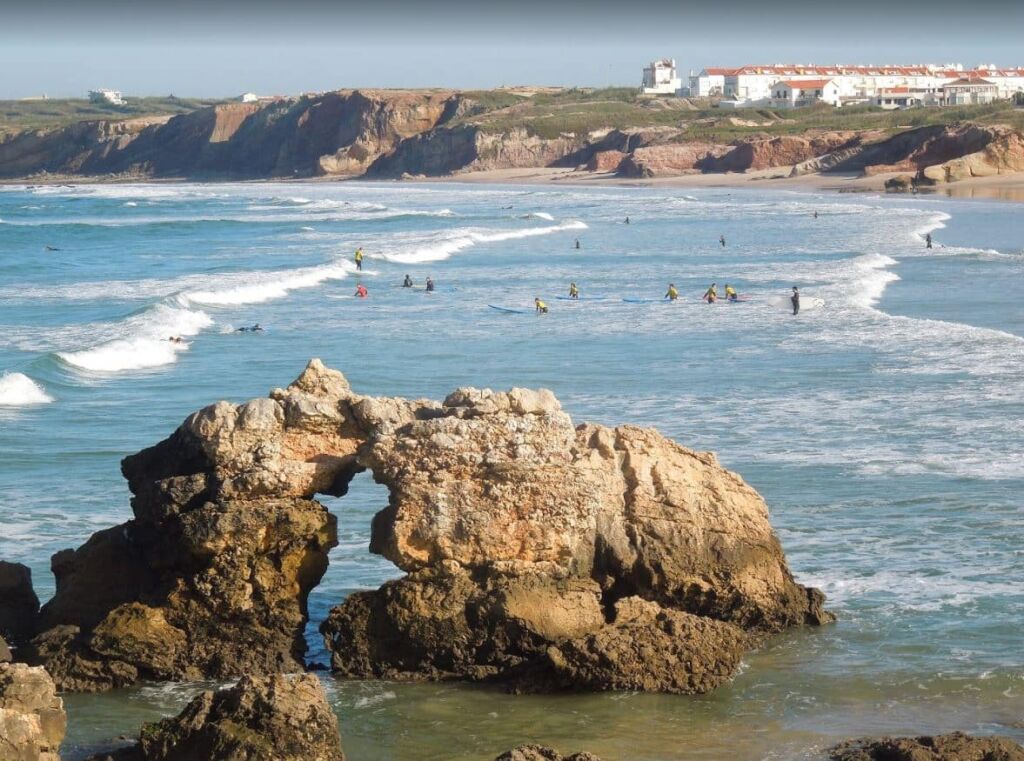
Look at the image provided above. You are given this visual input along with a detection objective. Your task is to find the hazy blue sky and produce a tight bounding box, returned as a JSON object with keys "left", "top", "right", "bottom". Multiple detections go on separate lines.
{"left": 3, "top": 0, "right": 1023, "bottom": 98}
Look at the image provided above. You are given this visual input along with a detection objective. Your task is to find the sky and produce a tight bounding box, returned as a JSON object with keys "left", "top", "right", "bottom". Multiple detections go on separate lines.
{"left": 2, "top": 0, "right": 1024, "bottom": 99}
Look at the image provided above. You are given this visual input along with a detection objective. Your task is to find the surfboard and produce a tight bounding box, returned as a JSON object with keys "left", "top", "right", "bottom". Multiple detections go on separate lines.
{"left": 488, "top": 305, "right": 529, "bottom": 314}
{"left": 555, "top": 295, "right": 605, "bottom": 301}
{"left": 622, "top": 298, "right": 661, "bottom": 304}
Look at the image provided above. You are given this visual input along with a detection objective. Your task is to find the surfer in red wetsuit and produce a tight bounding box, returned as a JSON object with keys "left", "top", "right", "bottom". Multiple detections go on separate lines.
{"left": 355, "top": 283, "right": 368, "bottom": 298}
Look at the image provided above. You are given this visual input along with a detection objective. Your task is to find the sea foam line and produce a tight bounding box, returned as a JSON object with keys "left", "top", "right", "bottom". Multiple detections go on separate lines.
{"left": 178, "top": 260, "right": 356, "bottom": 307}
{"left": 375, "top": 220, "right": 587, "bottom": 264}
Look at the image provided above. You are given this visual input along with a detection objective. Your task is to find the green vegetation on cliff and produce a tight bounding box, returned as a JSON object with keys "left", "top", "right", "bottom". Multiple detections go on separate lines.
{"left": 0, "top": 96, "right": 226, "bottom": 137}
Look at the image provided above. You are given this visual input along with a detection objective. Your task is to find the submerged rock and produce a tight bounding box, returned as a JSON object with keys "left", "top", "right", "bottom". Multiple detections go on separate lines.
{"left": 31, "top": 360, "right": 829, "bottom": 694}
{"left": 0, "top": 662, "right": 66, "bottom": 761}
{"left": 87, "top": 674, "right": 344, "bottom": 761}
{"left": 0, "top": 561, "right": 40, "bottom": 645}
{"left": 829, "top": 732, "right": 1024, "bottom": 760}
{"left": 495, "top": 746, "right": 603, "bottom": 761}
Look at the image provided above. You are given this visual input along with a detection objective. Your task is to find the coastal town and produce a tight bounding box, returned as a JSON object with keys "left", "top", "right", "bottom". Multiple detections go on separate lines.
{"left": 643, "top": 58, "right": 1024, "bottom": 108}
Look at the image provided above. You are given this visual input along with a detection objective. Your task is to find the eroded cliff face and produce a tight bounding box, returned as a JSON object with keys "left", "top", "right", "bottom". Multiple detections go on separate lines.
{"left": 23, "top": 360, "right": 829, "bottom": 695}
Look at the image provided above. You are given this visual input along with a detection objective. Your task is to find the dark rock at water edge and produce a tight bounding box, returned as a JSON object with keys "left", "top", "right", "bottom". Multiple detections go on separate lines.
{"left": 0, "top": 560, "right": 41, "bottom": 645}
{"left": 85, "top": 673, "right": 344, "bottom": 761}
{"left": 830, "top": 732, "right": 1024, "bottom": 761}
{"left": 495, "top": 745, "right": 604, "bottom": 761}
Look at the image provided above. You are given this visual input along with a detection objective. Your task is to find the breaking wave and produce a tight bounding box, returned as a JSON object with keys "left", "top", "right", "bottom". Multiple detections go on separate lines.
{"left": 179, "top": 261, "right": 355, "bottom": 306}
{"left": 0, "top": 372, "right": 54, "bottom": 406}
{"left": 376, "top": 220, "right": 588, "bottom": 264}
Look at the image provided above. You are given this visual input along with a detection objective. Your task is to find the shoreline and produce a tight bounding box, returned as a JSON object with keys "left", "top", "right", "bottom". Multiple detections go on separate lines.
{"left": 4, "top": 167, "right": 1024, "bottom": 203}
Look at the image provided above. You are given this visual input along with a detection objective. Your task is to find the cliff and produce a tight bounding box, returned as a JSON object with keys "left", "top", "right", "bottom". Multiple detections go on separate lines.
{"left": 2, "top": 89, "right": 1021, "bottom": 183}
{"left": 22, "top": 360, "right": 828, "bottom": 696}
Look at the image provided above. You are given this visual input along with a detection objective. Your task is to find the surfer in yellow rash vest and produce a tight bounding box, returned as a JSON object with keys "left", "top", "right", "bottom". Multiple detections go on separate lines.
{"left": 703, "top": 283, "right": 718, "bottom": 303}
{"left": 665, "top": 284, "right": 678, "bottom": 301}
{"left": 354, "top": 247, "right": 364, "bottom": 271}
{"left": 725, "top": 284, "right": 737, "bottom": 302}
{"left": 535, "top": 297, "right": 548, "bottom": 314}
{"left": 569, "top": 282, "right": 579, "bottom": 300}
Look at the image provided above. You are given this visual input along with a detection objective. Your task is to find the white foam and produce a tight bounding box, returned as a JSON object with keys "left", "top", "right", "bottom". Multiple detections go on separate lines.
{"left": 0, "top": 373, "right": 54, "bottom": 406}
{"left": 377, "top": 221, "right": 588, "bottom": 264}
{"left": 180, "top": 261, "right": 354, "bottom": 307}
{"left": 57, "top": 304, "right": 212, "bottom": 373}
{"left": 526, "top": 212, "right": 555, "bottom": 221}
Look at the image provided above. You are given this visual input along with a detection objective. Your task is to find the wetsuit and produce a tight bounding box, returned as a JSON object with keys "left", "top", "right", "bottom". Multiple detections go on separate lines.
{"left": 569, "top": 285, "right": 579, "bottom": 300}
{"left": 425, "top": 279, "right": 435, "bottom": 292}
{"left": 355, "top": 249, "right": 364, "bottom": 270}
{"left": 403, "top": 276, "right": 413, "bottom": 287}
{"left": 791, "top": 291, "right": 800, "bottom": 315}
{"left": 925, "top": 234, "right": 933, "bottom": 249}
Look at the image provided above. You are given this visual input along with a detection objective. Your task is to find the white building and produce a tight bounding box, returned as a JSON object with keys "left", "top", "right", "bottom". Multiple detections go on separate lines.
{"left": 770, "top": 79, "right": 841, "bottom": 108}
{"left": 88, "top": 89, "right": 125, "bottom": 105}
{"left": 704, "top": 63, "right": 1024, "bottom": 108}
{"left": 943, "top": 77, "right": 999, "bottom": 105}
{"left": 688, "top": 68, "right": 734, "bottom": 97}
{"left": 238, "top": 92, "right": 259, "bottom": 103}
{"left": 641, "top": 59, "right": 682, "bottom": 96}
{"left": 873, "top": 88, "right": 926, "bottom": 110}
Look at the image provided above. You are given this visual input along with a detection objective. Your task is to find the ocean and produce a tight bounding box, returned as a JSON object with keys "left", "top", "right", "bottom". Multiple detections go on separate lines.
{"left": 0, "top": 181, "right": 1021, "bottom": 760}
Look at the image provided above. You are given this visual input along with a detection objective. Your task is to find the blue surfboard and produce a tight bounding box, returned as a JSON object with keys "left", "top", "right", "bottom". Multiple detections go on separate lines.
{"left": 488, "top": 304, "right": 529, "bottom": 314}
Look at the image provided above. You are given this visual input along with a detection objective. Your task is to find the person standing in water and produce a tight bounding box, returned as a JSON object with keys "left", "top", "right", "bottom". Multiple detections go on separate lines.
{"left": 719, "top": 235, "right": 726, "bottom": 247}
{"left": 569, "top": 282, "right": 579, "bottom": 300}
{"left": 665, "top": 283, "right": 678, "bottom": 301}
{"left": 813, "top": 211, "right": 819, "bottom": 219}
{"left": 703, "top": 283, "right": 718, "bottom": 303}
{"left": 354, "top": 247, "right": 364, "bottom": 271}
{"left": 725, "top": 284, "right": 737, "bottom": 302}
{"left": 791, "top": 286, "right": 800, "bottom": 315}
{"left": 925, "top": 233, "right": 933, "bottom": 249}
{"left": 425, "top": 277, "right": 435, "bottom": 292}
{"left": 535, "top": 297, "right": 548, "bottom": 314}
{"left": 355, "top": 283, "right": 368, "bottom": 298}
{"left": 574, "top": 239, "right": 581, "bottom": 249}
{"left": 402, "top": 274, "right": 413, "bottom": 288}
{"left": 625, "top": 216, "right": 630, "bottom": 225}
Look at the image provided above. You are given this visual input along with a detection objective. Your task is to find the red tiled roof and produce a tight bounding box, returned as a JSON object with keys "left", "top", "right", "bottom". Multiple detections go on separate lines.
{"left": 945, "top": 76, "right": 996, "bottom": 86}
{"left": 702, "top": 68, "right": 737, "bottom": 75}
{"left": 778, "top": 79, "right": 833, "bottom": 89}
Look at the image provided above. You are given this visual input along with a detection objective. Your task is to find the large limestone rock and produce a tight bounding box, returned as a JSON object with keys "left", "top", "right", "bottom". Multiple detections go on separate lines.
{"left": 830, "top": 732, "right": 1024, "bottom": 760}
{"left": 88, "top": 674, "right": 344, "bottom": 761}
{"left": 0, "top": 662, "right": 66, "bottom": 761}
{"left": 31, "top": 360, "right": 829, "bottom": 695}
{"left": 0, "top": 562, "right": 40, "bottom": 645}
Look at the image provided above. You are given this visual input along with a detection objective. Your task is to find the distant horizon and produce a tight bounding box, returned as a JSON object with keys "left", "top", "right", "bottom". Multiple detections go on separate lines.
{"left": 2, "top": 0, "right": 1023, "bottom": 99}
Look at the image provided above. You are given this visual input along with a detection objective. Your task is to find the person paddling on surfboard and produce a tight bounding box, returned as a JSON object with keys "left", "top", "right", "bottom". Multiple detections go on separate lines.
{"left": 665, "top": 284, "right": 678, "bottom": 301}
{"left": 569, "top": 282, "right": 579, "bottom": 300}
{"left": 703, "top": 283, "right": 718, "bottom": 303}
{"left": 791, "top": 286, "right": 800, "bottom": 315}
{"left": 725, "top": 284, "right": 737, "bottom": 302}
{"left": 535, "top": 297, "right": 548, "bottom": 314}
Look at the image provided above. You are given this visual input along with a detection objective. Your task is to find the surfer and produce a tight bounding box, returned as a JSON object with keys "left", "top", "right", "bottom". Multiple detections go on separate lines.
{"left": 813, "top": 211, "right": 819, "bottom": 219}
{"left": 425, "top": 277, "right": 435, "bottom": 292}
{"left": 535, "top": 297, "right": 548, "bottom": 314}
{"left": 237, "top": 323, "right": 263, "bottom": 333}
{"left": 569, "top": 282, "right": 579, "bottom": 300}
{"left": 703, "top": 283, "right": 718, "bottom": 303}
{"left": 575, "top": 239, "right": 580, "bottom": 250}
{"left": 402, "top": 274, "right": 413, "bottom": 288}
{"left": 725, "top": 284, "right": 738, "bottom": 302}
{"left": 719, "top": 235, "right": 726, "bottom": 247}
{"left": 167, "top": 336, "right": 184, "bottom": 344}
{"left": 791, "top": 286, "right": 800, "bottom": 315}
{"left": 925, "top": 233, "right": 933, "bottom": 249}
{"left": 355, "top": 284, "right": 368, "bottom": 298}
{"left": 624, "top": 216, "right": 630, "bottom": 225}
{"left": 354, "top": 247, "right": 364, "bottom": 271}
{"left": 665, "top": 283, "right": 678, "bottom": 301}
{"left": 45, "top": 245, "right": 60, "bottom": 251}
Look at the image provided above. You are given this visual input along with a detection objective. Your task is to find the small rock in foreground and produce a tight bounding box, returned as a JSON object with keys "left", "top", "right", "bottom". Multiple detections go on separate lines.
{"left": 0, "top": 662, "right": 66, "bottom": 761}
{"left": 830, "top": 732, "right": 1024, "bottom": 761}
{"left": 495, "top": 745, "right": 603, "bottom": 761}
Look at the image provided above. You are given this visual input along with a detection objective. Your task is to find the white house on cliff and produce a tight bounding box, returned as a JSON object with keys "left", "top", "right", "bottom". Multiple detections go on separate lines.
{"left": 641, "top": 59, "right": 682, "bottom": 95}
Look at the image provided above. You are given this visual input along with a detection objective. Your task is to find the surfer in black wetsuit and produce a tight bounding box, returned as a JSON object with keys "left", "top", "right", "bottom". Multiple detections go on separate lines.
{"left": 45, "top": 245, "right": 60, "bottom": 251}
{"left": 925, "top": 233, "right": 933, "bottom": 249}
{"left": 402, "top": 274, "right": 413, "bottom": 287}
{"left": 425, "top": 277, "right": 435, "bottom": 292}
{"left": 575, "top": 239, "right": 580, "bottom": 249}
{"left": 791, "top": 287, "right": 800, "bottom": 316}
{"left": 719, "top": 235, "right": 726, "bottom": 247}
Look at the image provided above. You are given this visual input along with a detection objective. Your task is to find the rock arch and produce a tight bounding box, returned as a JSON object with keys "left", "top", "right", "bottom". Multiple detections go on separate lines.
{"left": 24, "top": 360, "right": 831, "bottom": 694}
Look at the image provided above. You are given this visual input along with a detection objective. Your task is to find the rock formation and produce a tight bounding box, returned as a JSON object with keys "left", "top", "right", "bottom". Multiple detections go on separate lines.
{"left": 27, "top": 360, "right": 829, "bottom": 694}
{"left": 86, "top": 674, "right": 344, "bottom": 761}
{"left": 494, "top": 746, "right": 603, "bottom": 761}
{"left": 0, "top": 636, "right": 11, "bottom": 663}
{"left": 0, "top": 561, "right": 40, "bottom": 646}
{"left": 830, "top": 732, "right": 1024, "bottom": 761}
{"left": 0, "top": 662, "right": 66, "bottom": 761}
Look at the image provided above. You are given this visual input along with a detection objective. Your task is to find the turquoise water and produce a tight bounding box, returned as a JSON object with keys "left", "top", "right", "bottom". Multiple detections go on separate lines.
{"left": 1, "top": 182, "right": 1022, "bottom": 760}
